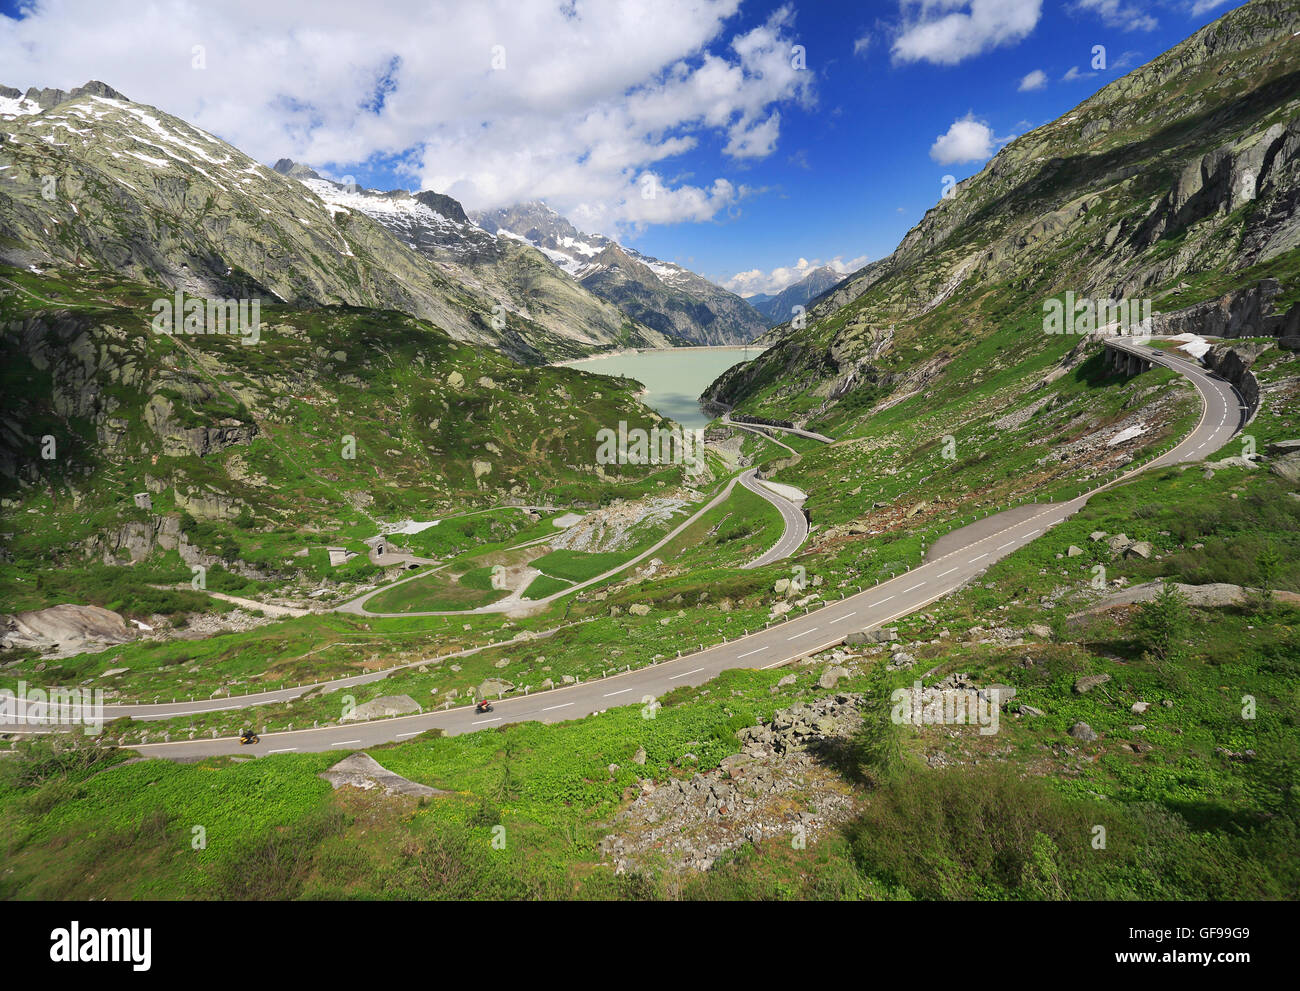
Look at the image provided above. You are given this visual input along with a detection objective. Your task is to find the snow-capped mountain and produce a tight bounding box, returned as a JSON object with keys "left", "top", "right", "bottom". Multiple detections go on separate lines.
{"left": 271, "top": 161, "right": 672, "bottom": 357}
{"left": 0, "top": 81, "right": 669, "bottom": 362}
{"left": 475, "top": 201, "right": 768, "bottom": 345}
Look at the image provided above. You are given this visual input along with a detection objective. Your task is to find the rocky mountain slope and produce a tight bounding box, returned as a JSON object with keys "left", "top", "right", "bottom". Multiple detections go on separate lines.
{"left": 707, "top": 0, "right": 1300, "bottom": 426}
{"left": 475, "top": 201, "right": 768, "bottom": 345}
{"left": 0, "top": 85, "right": 663, "bottom": 363}
{"left": 0, "top": 266, "right": 694, "bottom": 610}
{"left": 271, "top": 162, "right": 673, "bottom": 357}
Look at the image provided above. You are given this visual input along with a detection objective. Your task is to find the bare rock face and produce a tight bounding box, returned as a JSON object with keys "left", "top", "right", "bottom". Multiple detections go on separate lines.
{"left": 1, "top": 603, "right": 135, "bottom": 655}
{"left": 319, "top": 752, "right": 444, "bottom": 797}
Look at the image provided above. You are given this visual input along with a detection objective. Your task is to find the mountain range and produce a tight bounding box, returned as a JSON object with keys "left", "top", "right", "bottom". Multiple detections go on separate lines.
{"left": 474, "top": 201, "right": 768, "bottom": 344}
{"left": 0, "top": 84, "right": 768, "bottom": 363}
{"left": 743, "top": 264, "right": 847, "bottom": 326}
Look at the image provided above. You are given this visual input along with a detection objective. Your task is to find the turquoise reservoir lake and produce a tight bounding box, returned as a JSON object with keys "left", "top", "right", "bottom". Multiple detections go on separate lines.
{"left": 565, "top": 347, "right": 760, "bottom": 432}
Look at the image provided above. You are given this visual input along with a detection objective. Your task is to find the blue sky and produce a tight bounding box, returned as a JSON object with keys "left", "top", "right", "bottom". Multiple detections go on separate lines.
{"left": 0, "top": 0, "right": 1247, "bottom": 294}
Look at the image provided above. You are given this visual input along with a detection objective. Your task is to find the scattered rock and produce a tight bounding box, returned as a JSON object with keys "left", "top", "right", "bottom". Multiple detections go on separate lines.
{"left": 1074, "top": 674, "right": 1112, "bottom": 694}
{"left": 818, "top": 666, "right": 849, "bottom": 689}
{"left": 1069, "top": 722, "right": 1099, "bottom": 742}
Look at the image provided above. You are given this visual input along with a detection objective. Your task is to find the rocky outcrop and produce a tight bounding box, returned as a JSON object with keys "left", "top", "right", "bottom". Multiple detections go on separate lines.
{"left": 340, "top": 694, "right": 423, "bottom": 722}
{"left": 145, "top": 395, "right": 257, "bottom": 458}
{"left": 1074, "top": 580, "right": 1300, "bottom": 613}
{"left": 1266, "top": 438, "right": 1300, "bottom": 482}
{"left": 319, "top": 752, "right": 444, "bottom": 797}
{"left": 1203, "top": 342, "right": 1266, "bottom": 416}
{"left": 1, "top": 603, "right": 135, "bottom": 654}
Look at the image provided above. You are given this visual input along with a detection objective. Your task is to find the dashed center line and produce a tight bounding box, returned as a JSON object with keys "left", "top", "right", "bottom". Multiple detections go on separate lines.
{"left": 829, "top": 611, "right": 858, "bottom": 624}
{"left": 331, "top": 740, "right": 361, "bottom": 747}
{"left": 669, "top": 667, "right": 705, "bottom": 680}
{"left": 737, "top": 647, "right": 767, "bottom": 659}
{"left": 472, "top": 717, "right": 501, "bottom": 725}
{"left": 267, "top": 747, "right": 297, "bottom": 753}
{"left": 603, "top": 688, "right": 633, "bottom": 697}
{"left": 787, "top": 628, "right": 818, "bottom": 640}
{"left": 870, "top": 595, "right": 895, "bottom": 607}
{"left": 901, "top": 582, "right": 926, "bottom": 594}
{"left": 395, "top": 732, "right": 422, "bottom": 739}
{"left": 936, "top": 567, "right": 958, "bottom": 578}
{"left": 542, "top": 702, "right": 574, "bottom": 712}
{"left": 969, "top": 553, "right": 988, "bottom": 562}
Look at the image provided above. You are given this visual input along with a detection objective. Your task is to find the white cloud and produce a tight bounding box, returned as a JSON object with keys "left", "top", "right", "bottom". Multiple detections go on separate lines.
{"left": 1018, "top": 68, "right": 1047, "bottom": 90}
{"left": 1075, "top": 0, "right": 1158, "bottom": 32}
{"left": 929, "top": 113, "right": 1003, "bottom": 164}
{"left": 853, "top": 33, "right": 872, "bottom": 56}
{"left": 0, "top": 0, "right": 815, "bottom": 237}
{"left": 724, "top": 255, "right": 868, "bottom": 296}
{"left": 1189, "top": 0, "right": 1231, "bottom": 14}
{"left": 892, "top": 0, "right": 1043, "bottom": 66}
{"left": 1062, "top": 65, "right": 1097, "bottom": 82}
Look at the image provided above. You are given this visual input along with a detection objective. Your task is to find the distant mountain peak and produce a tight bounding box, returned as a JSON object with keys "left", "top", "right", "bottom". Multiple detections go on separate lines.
{"left": 477, "top": 200, "right": 767, "bottom": 345}
{"left": 0, "top": 80, "right": 128, "bottom": 112}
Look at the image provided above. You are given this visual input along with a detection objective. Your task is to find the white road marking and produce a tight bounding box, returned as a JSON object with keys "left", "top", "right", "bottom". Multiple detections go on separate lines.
{"left": 936, "top": 567, "right": 958, "bottom": 578}
{"left": 969, "top": 553, "right": 988, "bottom": 562}
{"left": 604, "top": 688, "right": 634, "bottom": 697}
{"left": 331, "top": 740, "right": 361, "bottom": 747}
{"left": 901, "top": 582, "right": 926, "bottom": 593}
{"left": 669, "top": 667, "right": 705, "bottom": 680}
{"left": 871, "top": 595, "right": 895, "bottom": 606}
{"left": 737, "top": 647, "right": 767, "bottom": 658}
{"left": 829, "top": 611, "right": 857, "bottom": 624}
{"left": 472, "top": 717, "right": 501, "bottom": 725}
{"left": 997, "top": 540, "right": 1016, "bottom": 550}
{"left": 396, "top": 732, "right": 422, "bottom": 738}
{"left": 787, "top": 628, "right": 818, "bottom": 640}
{"left": 542, "top": 702, "right": 573, "bottom": 712}
{"left": 267, "top": 748, "right": 297, "bottom": 753}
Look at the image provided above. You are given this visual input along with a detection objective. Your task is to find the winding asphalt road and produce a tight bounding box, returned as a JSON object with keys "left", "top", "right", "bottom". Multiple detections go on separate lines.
{"left": 2, "top": 339, "right": 1248, "bottom": 759}
{"left": 739, "top": 473, "right": 810, "bottom": 569}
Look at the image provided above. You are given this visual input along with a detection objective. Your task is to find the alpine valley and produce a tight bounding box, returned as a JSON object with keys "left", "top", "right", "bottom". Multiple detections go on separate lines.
{"left": 0, "top": 0, "right": 1298, "bottom": 911}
